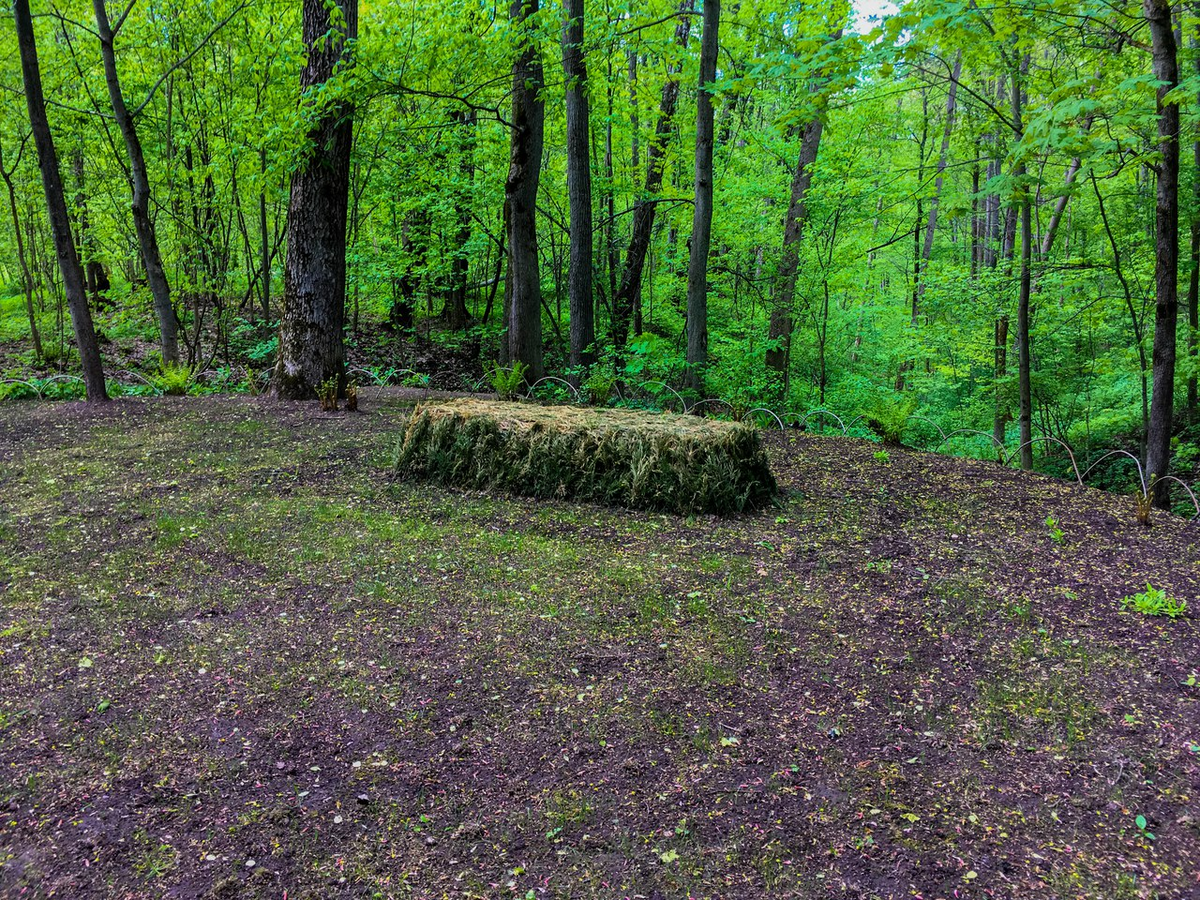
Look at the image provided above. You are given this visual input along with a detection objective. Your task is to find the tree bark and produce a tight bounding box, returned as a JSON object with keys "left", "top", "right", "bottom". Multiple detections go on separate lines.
{"left": 13, "top": 0, "right": 107, "bottom": 400}
{"left": 766, "top": 118, "right": 825, "bottom": 373}
{"left": 913, "top": 51, "right": 962, "bottom": 322}
{"left": 563, "top": 0, "right": 594, "bottom": 385}
{"left": 92, "top": 0, "right": 179, "bottom": 365}
{"left": 612, "top": 0, "right": 693, "bottom": 356}
{"left": 443, "top": 109, "right": 475, "bottom": 331}
{"left": 271, "top": 0, "right": 357, "bottom": 400}
{"left": 1041, "top": 158, "right": 1081, "bottom": 258}
{"left": 0, "top": 143, "right": 43, "bottom": 360}
{"left": 992, "top": 315, "right": 1009, "bottom": 447}
{"left": 1188, "top": 11, "right": 1200, "bottom": 420}
{"left": 1145, "top": 0, "right": 1179, "bottom": 507}
{"left": 684, "top": 0, "right": 719, "bottom": 396}
{"left": 260, "top": 147, "right": 271, "bottom": 320}
{"left": 1012, "top": 56, "right": 1033, "bottom": 470}
{"left": 765, "top": 28, "right": 842, "bottom": 374}
{"left": 505, "top": 0, "right": 545, "bottom": 382}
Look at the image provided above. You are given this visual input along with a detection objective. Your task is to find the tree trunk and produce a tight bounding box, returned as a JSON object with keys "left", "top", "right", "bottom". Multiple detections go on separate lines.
{"left": 0, "top": 144, "right": 43, "bottom": 360}
{"left": 914, "top": 51, "right": 962, "bottom": 322}
{"left": 1041, "top": 158, "right": 1081, "bottom": 258}
{"left": 260, "top": 147, "right": 271, "bottom": 320}
{"left": 563, "top": 0, "right": 594, "bottom": 385}
{"left": 684, "top": 0, "right": 719, "bottom": 396}
{"left": 1012, "top": 57, "right": 1034, "bottom": 470}
{"left": 993, "top": 315, "right": 1009, "bottom": 448}
{"left": 443, "top": 109, "right": 475, "bottom": 331}
{"left": 1189, "top": 12, "right": 1200, "bottom": 421}
{"left": 612, "top": 0, "right": 693, "bottom": 355}
{"left": 766, "top": 118, "right": 825, "bottom": 373}
{"left": 391, "top": 212, "right": 426, "bottom": 332}
{"left": 1146, "top": 0, "right": 1180, "bottom": 506}
{"left": 505, "top": 0, "right": 545, "bottom": 383}
{"left": 13, "top": 0, "right": 107, "bottom": 400}
{"left": 92, "top": 0, "right": 179, "bottom": 366}
{"left": 271, "top": 0, "right": 357, "bottom": 400}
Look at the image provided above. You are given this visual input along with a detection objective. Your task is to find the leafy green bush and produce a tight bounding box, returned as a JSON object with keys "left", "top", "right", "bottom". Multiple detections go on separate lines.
{"left": 154, "top": 362, "right": 193, "bottom": 396}
{"left": 1120, "top": 584, "right": 1187, "bottom": 619}
{"left": 861, "top": 393, "right": 917, "bottom": 445}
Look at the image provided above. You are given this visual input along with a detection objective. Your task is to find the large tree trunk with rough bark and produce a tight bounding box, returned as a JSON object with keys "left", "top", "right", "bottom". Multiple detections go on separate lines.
{"left": 684, "top": 0, "right": 719, "bottom": 396}
{"left": 272, "top": 0, "right": 357, "bottom": 400}
{"left": 1145, "top": 0, "right": 1179, "bottom": 507}
{"left": 505, "top": 0, "right": 545, "bottom": 383}
{"left": 14, "top": 0, "right": 107, "bottom": 400}
{"left": 563, "top": 0, "right": 594, "bottom": 385}
{"left": 92, "top": 0, "right": 179, "bottom": 365}
{"left": 612, "top": 1, "right": 693, "bottom": 356}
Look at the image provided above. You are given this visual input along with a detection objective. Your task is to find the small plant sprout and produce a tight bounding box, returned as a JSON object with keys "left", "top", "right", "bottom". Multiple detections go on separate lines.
{"left": 317, "top": 376, "right": 339, "bottom": 411}
{"left": 1134, "top": 814, "right": 1155, "bottom": 841}
{"left": 1120, "top": 584, "right": 1187, "bottom": 619}
{"left": 1045, "top": 515, "right": 1065, "bottom": 544}
{"left": 874, "top": 449, "right": 890, "bottom": 463}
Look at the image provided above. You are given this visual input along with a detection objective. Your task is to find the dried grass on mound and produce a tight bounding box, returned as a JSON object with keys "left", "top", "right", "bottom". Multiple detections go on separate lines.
{"left": 393, "top": 399, "right": 777, "bottom": 514}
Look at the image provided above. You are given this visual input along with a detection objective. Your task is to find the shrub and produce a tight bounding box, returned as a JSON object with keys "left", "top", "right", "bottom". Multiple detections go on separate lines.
{"left": 584, "top": 369, "right": 617, "bottom": 406}
{"left": 1120, "top": 584, "right": 1187, "bottom": 619}
{"left": 861, "top": 393, "right": 917, "bottom": 445}
{"left": 393, "top": 399, "right": 777, "bottom": 514}
{"left": 489, "top": 361, "right": 528, "bottom": 400}
{"left": 155, "top": 362, "right": 192, "bottom": 396}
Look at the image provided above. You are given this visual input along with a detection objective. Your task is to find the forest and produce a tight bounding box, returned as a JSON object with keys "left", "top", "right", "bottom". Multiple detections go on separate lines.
{"left": 2, "top": 1, "right": 1200, "bottom": 897}
{"left": 0, "top": 0, "right": 1198, "bottom": 507}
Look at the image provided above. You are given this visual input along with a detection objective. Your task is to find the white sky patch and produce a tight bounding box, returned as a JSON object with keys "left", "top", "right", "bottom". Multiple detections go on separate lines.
{"left": 852, "top": 0, "right": 899, "bottom": 34}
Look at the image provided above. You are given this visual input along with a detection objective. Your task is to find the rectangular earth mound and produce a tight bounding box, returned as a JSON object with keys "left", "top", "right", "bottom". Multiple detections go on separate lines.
{"left": 393, "top": 399, "right": 777, "bottom": 514}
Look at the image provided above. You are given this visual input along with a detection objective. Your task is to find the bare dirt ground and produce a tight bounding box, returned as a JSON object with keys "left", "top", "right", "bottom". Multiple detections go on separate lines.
{"left": 0, "top": 395, "right": 1197, "bottom": 899}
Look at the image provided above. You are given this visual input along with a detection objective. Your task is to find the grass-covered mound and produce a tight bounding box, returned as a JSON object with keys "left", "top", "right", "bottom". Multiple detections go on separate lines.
{"left": 393, "top": 398, "right": 777, "bottom": 513}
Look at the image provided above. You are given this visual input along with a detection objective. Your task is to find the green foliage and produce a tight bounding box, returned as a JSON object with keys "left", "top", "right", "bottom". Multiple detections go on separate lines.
{"left": 154, "top": 363, "right": 193, "bottom": 397}
{"left": 873, "top": 449, "right": 890, "bottom": 463}
{"left": 861, "top": 394, "right": 917, "bottom": 446}
{"left": 488, "top": 361, "right": 528, "bottom": 401}
{"left": 583, "top": 369, "right": 617, "bottom": 406}
{"left": 1133, "top": 814, "right": 1155, "bottom": 841}
{"left": 393, "top": 399, "right": 777, "bottom": 514}
{"left": 318, "top": 376, "right": 339, "bottom": 411}
{"left": 624, "top": 334, "right": 683, "bottom": 384}
{"left": 1045, "top": 516, "right": 1065, "bottom": 544}
{"left": 0, "top": 376, "right": 86, "bottom": 401}
{"left": 1120, "top": 584, "right": 1187, "bottom": 619}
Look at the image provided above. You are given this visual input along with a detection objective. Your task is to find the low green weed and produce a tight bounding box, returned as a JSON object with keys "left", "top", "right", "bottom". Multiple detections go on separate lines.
{"left": 1120, "top": 584, "right": 1187, "bottom": 619}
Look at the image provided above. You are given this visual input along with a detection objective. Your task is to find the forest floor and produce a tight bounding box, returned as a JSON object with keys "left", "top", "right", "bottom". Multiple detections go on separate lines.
{"left": 0, "top": 393, "right": 1198, "bottom": 900}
